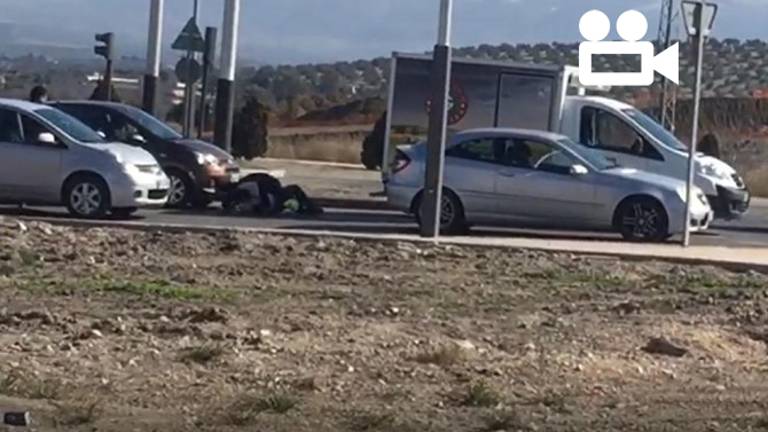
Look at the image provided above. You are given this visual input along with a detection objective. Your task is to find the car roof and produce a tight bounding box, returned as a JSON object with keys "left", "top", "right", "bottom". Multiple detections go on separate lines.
{"left": 0, "top": 98, "right": 51, "bottom": 112}
{"left": 53, "top": 100, "right": 127, "bottom": 110}
{"left": 455, "top": 128, "right": 568, "bottom": 143}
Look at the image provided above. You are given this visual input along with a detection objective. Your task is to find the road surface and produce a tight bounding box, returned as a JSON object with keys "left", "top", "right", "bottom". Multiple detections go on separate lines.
{"left": 3, "top": 202, "right": 768, "bottom": 248}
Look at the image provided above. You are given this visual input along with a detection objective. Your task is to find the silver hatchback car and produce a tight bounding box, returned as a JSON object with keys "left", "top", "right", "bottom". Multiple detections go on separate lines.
{"left": 386, "top": 128, "right": 713, "bottom": 242}
{"left": 0, "top": 99, "right": 170, "bottom": 218}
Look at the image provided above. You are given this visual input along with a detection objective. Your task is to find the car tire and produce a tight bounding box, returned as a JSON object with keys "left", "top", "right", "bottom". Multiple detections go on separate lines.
{"left": 165, "top": 169, "right": 193, "bottom": 208}
{"left": 111, "top": 207, "right": 137, "bottom": 219}
{"left": 64, "top": 174, "right": 110, "bottom": 219}
{"left": 616, "top": 196, "right": 669, "bottom": 243}
{"left": 415, "top": 188, "right": 467, "bottom": 235}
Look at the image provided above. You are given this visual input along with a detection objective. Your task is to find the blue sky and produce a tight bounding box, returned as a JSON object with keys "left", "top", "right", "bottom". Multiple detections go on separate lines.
{"left": 3, "top": 0, "right": 767, "bottom": 64}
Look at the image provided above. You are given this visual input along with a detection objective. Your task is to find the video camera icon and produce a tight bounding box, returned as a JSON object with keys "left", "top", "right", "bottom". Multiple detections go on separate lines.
{"left": 578, "top": 9, "right": 679, "bottom": 87}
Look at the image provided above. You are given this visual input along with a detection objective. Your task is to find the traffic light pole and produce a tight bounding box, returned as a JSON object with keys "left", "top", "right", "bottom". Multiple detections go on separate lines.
{"left": 143, "top": 0, "right": 163, "bottom": 114}
{"left": 104, "top": 58, "right": 114, "bottom": 101}
{"left": 421, "top": 0, "right": 453, "bottom": 239}
{"left": 199, "top": 27, "right": 217, "bottom": 139}
{"left": 214, "top": 0, "right": 240, "bottom": 153}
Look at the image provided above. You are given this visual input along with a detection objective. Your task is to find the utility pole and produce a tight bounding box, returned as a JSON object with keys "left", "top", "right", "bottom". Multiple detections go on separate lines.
{"left": 143, "top": 0, "right": 164, "bottom": 114}
{"left": 658, "top": 0, "right": 678, "bottom": 131}
{"left": 214, "top": 0, "right": 240, "bottom": 152}
{"left": 420, "top": 0, "right": 454, "bottom": 239}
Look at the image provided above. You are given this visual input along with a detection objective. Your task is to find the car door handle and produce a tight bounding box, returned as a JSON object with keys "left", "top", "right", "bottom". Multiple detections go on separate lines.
{"left": 498, "top": 171, "right": 516, "bottom": 178}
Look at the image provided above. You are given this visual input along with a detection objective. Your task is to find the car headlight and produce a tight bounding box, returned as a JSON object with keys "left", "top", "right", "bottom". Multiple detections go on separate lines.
{"left": 195, "top": 152, "right": 220, "bottom": 166}
{"left": 698, "top": 163, "right": 729, "bottom": 181}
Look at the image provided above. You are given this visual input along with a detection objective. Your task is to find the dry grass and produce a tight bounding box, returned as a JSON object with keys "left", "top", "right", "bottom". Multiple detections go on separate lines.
{"left": 219, "top": 391, "right": 300, "bottom": 426}
{"left": 412, "top": 344, "right": 467, "bottom": 367}
{"left": 461, "top": 381, "right": 502, "bottom": 408}
{"left": 51, "top": 398, "right": 102, "bottom": 426}
{"left": 177, "top": 344, "right": 226, "bottom": 365}
{"left": 744, "top": 165, "right": 768, "bottom": 198}
{"left": 0, "top": 369, "right": 63, "bottom": 400}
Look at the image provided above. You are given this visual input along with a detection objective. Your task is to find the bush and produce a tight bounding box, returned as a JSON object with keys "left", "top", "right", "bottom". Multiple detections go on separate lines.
{"left": 232, "top": 95, "right": 270, "bottom": 159}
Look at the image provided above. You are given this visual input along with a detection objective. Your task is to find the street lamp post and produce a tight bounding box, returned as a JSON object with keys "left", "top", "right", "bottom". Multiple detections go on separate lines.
{"left": 420, "top": 0, "right": 454, "bottom": 238}
{"left": 143, "top": 0, "right": 164, "bottom": 115}
{"left": 681, "top": 1, "right": 718, "bottom": 247}
{"left": 214, "top": 0, "right": 240, "bottom": 153}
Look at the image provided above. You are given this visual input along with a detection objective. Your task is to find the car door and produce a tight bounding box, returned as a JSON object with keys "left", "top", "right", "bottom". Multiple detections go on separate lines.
{"left": 0, "top": 109, "right": 63, "bottom": 203}
{"left": 579, "top": 106, "right": 663, "bottom": 171}
{"left": 495, "top": 137, "right": 600, "bottom": 225}
{"left": 444, "top": 136, "right": 505, "bottom": 219}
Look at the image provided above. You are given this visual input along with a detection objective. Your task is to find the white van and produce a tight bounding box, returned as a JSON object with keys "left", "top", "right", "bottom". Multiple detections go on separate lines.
{"left": 559, "top": 95, "right": 749, "bottom": 220}
{"left": 384, "top": 54, "right": 750, "bottom": 220}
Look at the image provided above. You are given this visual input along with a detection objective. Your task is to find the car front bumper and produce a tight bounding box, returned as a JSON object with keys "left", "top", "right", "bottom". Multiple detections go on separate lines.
{"left": 196, "top": 164, "right": 241, "bottom": 199}
{"left": 111, "top": 172, "right": 170, "bottom": 208}
{"left": 707, "top": 185, "right": 750, "bottom": 220}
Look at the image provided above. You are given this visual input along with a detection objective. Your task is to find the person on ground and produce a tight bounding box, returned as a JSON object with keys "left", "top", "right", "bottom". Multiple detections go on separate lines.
{"left": 222, "top": 173, "right": 322, "bottom": 216}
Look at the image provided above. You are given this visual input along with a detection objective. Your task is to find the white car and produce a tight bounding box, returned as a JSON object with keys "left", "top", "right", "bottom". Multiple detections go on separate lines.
{"left": 0, "top": 99, "right": 170, "bottom": 218}
{"left": 386, "top": 128, "right": 713, "bottom": 242}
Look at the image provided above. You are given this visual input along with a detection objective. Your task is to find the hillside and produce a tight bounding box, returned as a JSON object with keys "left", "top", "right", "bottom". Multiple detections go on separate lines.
{"left": 238, "top": 38, "right": 768, "bottom": 113}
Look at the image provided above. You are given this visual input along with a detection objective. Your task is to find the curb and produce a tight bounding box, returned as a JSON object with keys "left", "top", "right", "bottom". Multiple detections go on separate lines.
{"left": 313, "top": 197, "right": 391, "bottom": 211}
{"left": 16, "top": 216, "right": 768, "bottom": 274}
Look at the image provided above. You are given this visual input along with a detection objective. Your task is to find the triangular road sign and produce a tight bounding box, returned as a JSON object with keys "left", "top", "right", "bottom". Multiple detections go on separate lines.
{"left": 172, "top": 18, "right": 206, "bottom": 52}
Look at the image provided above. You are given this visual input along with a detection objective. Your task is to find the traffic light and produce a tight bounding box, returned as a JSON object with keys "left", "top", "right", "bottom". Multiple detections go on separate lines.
{"left": 94, "top": 32, "right": 115, "bottom": 60}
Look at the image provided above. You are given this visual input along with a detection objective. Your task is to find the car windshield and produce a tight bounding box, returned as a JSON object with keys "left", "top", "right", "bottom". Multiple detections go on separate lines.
{"left": 623, "top": 108, "right": 687, "bottom": 152}
{"left": 35, "top": 108, "right": 105, "bottom": 143}
{"left": 121, "top": 105, "right": 182, "bottom": 140}
{"left": 558, "top": 137, "right": 618, "bottom": 170}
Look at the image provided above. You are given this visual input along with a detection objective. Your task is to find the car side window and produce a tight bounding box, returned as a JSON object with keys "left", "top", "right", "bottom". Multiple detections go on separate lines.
{"left": 0, "top": 109, "right": 23, "bottom": 144}
{"left": 106, "top": 113, "right": 140, "bottom": 143}
{"left": 504, "top": 139, "right": 574, "bottom": 175}
{"left": 60, "top": 105, "right": 110, "bottom": 137}
{"left": 21, "top": 115, "right": 56, "bottom": 145}
{"left": 446, "top": 138, "right": 504, "bottom": 164}
{"left": 581, "top": 107, "right": 662, "bottom": 160}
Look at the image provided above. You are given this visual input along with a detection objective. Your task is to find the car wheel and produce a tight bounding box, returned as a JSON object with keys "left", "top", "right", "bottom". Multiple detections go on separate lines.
{"left": 112, "top": 207, "right": 137, "bottom": 219}
{"left": 64, "top": 175, "right": 110, "bottom": 219}
{"left": 616, "top": 197, "right": 669, "bottom": 242}
{"left": 416, "top": 189, "right": 467, "bottom": 235}
{"left": 166, "top": 169, "right": 193, "bottom": 208}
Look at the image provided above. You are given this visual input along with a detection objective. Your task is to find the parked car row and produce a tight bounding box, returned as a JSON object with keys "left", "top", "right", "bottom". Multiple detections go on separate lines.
{"left": 0, "top": 98, "right": 240, "bottom": 218}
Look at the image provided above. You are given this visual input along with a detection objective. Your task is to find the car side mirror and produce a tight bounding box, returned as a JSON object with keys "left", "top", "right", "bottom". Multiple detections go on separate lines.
{"left": 130, "top": 133, "right": 147, "bottom": 145}
{"left": 37, "top": 132, "right": 57, "bottom": 145}
{"left": 570, "top": 164, "right": 589, "bottom": 176}
{"left": 96, "top": 130, "right": 107, "bottom": 139}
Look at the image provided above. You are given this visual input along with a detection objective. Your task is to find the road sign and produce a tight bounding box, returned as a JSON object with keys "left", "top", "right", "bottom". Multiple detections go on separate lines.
{"left": 682, "top": 1, "right": 718, "bottom": 37}
{"left": 175, "top": 57, "right": 202, "bottom": 84}
{"left": 172, "top": 17, "right": 206, "bottom": 52}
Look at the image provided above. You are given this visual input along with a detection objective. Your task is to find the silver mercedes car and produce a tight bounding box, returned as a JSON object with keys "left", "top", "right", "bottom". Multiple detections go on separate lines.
{"left": 386, "top": 128, "right": 713, "bottom": 242}
{"left": 0, "top": 99, "right": 170, "bottom": 218}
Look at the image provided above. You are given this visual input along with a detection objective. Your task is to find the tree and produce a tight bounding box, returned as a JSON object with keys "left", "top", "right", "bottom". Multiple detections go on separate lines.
{"left": 361, "top": 111, "right": 387, "bottom": 170}
{"left": 232, "top": 94, "right": 270, "bottom": 160}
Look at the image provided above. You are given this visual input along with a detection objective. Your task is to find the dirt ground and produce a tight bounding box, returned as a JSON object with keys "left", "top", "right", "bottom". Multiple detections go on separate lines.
{"left": 2, "top": 218, "right": 768, "bottom": 431}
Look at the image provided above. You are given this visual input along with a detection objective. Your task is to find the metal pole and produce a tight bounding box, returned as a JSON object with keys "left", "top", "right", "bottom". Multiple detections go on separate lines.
{"left": 214, "top": 0, "right": 240, "bottom": 152}
{"left": 182, "top": 0, "right": 200, "bottom": 137}
{"left": 420, "top": 0, "right": 453, "bottom": 238}
{"left": 683, "top": 2, "right": 706, "bottom": 247}
{"left": 199, "top": 26, "right": 217, "bottom": 139}
{"left": 104, "top": 59, "right": 113, "bottom": 101}
{"left": 143, "top": 0, "right": 163, "bottom": 114}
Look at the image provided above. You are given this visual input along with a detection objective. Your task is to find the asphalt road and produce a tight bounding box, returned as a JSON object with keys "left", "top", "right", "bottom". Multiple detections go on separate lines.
{"left": 4, "top": 201, "right": 768, "bottom": 248}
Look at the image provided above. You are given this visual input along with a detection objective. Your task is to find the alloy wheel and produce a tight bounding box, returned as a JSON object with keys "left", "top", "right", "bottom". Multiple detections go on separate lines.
{"left": 70, "top": 182, "right": 102, "bottom": 216}
{"left": 167, "top": 175, "right": 187, "bottom": 206}
{"left": 622, "top": 202, "right": 661, "bottom": 240}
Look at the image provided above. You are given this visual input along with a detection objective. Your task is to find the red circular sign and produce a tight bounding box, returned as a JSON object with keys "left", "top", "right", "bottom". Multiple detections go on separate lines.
{"left": 426, "top": 82, "right": 469, "bottom": 125}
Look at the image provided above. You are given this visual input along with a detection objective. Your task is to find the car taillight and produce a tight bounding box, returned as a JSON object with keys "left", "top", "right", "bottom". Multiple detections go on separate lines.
{"left": 391, "top": 150, "right": 411, "bottom": 174}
